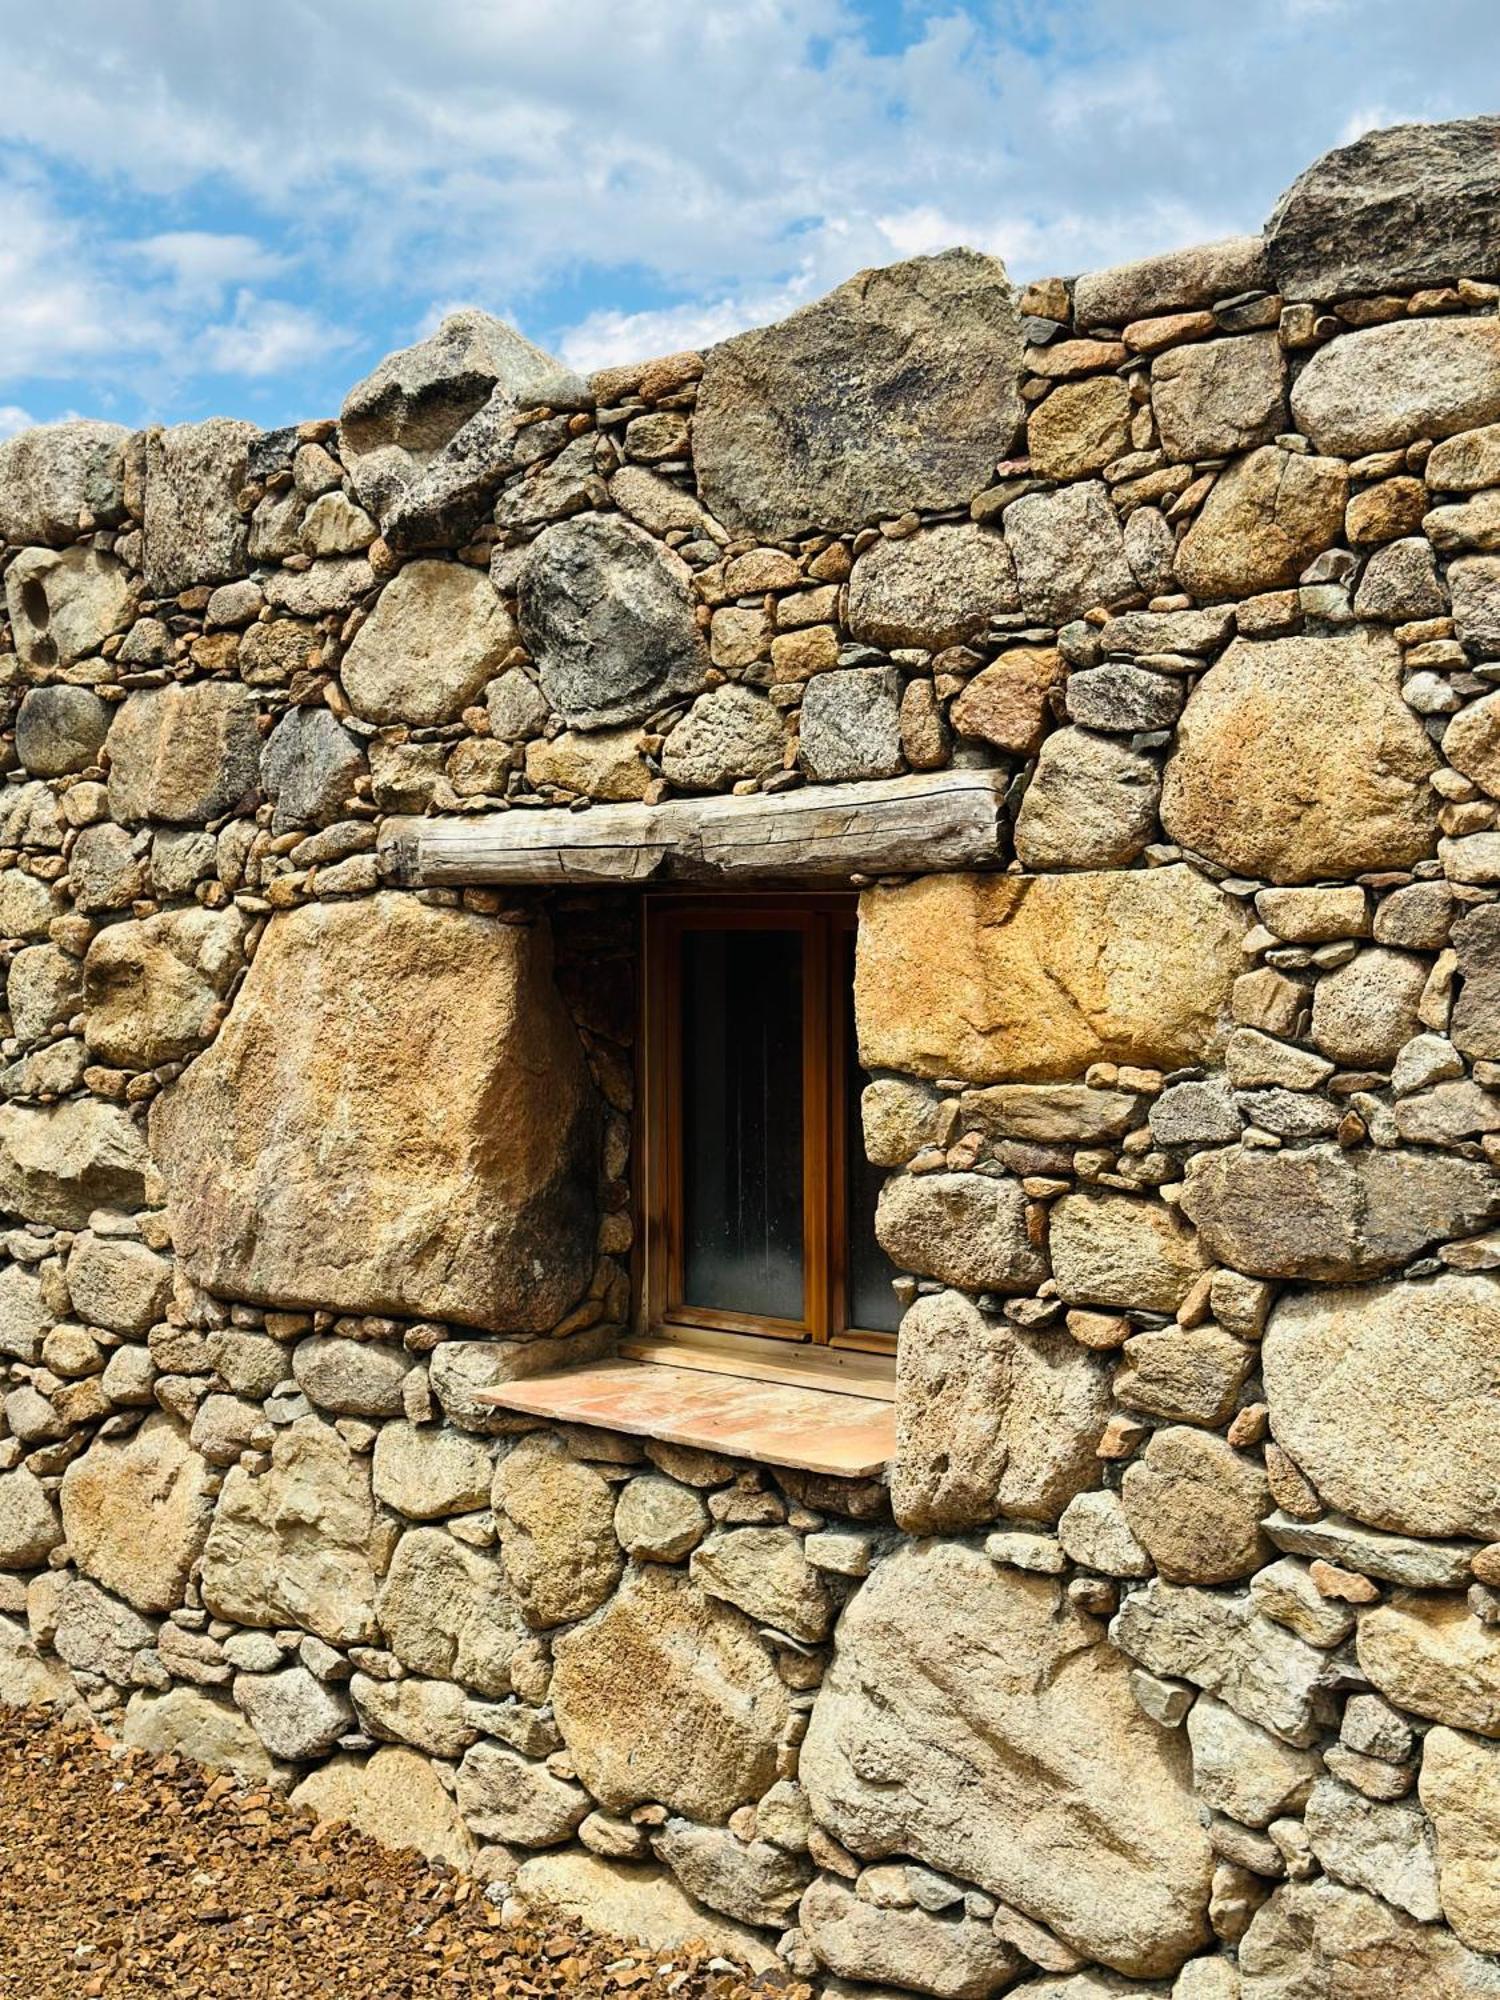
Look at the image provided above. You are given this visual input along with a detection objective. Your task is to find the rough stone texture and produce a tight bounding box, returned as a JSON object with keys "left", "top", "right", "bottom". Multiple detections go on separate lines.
{"left": 370, "top": 1422, "right": 493, "bottom": 1521}
{"left": 454, "top": 1739, "right": 589, "bottom": 1845}
{"left": 518, "top": 513, "right": 708, "bottom": 728}
{"left": 1074, "top": 237, "right": 1268, "bottom": 330}
{"left": 59, "top": 1415, "right": 213, "bottom": 1615}
{"left": 143, "top": 419, "right": 258, "bottom": 596}
{"left": 689, "top": 1527, "right": 833, "bottom": 1643}
{"left": 122, "top": 1688, "right": 280, "bottom": 1788}
{"left": 847, "top": 525, "right": 1017, "bottom": 650}
{"left": 1160, "top": 629, "right": 1437, "bottom": 883}
{"left": 0, "top": 420, "right": 128, "bottom": 545}
{"left": 492, "top": 1434, "right": 623, "bottom": 1630}
{"left": 6, "top": 545, "right": 134, "bottom": 672}
{"left": 509, "top": 1853, "right": 780, "bottom": 1970}
{"left": 1180, "top": 1143, "right": 1500, "bottom": 1281}
{"left": 1153, "top": 334, "right": 1287, "bottom": 462}
{"left": 1357, "top": 1594, "right": 1500, "bottom": 1737}
{"left": 1050, "top": 1191, "right": 1209, "bottom": 1312}
{"left": 105, "top": 682, "right": 261, "bottom": 826}
{"left": 800, "top": 1875, "right": 1024, "bottom": 1998}
{"left": 856, "top": 867, "right": 1245, "bottom": 1083}
{"left": 651, "top": 1820, "right": 807, "bottom": 1929}
{"left": 892, "top": 1290, "right": 1109, "bottom": 1534}
{"left": 1303, "top": 1777, "right": 1442, "bottom": 1922}
{"left": 1309, "top": 947, "right": 1427, "bottom": 1067}
{"left": 1174, "top": 449, "right": 1348, "bottom": 602}
{"left": 0, "top": 1467, "right": 61, "bottom": 1570}
{"left": 64, "top": 1232, "right": 171, "bottom": 1333}
{"left": 260, "top": 707, "right": 366, "bottom": 832}
{"left": 375, "top": 1529, "right": 515, "bottom": 1697}
{"left": 800, "top": 668, "right": 903, "bottom": 783}
{"left": 694, "top": 250, "right": 1023, "bottom": 539}
{"left": 801, "top": 1543, "right": 1212, "bottom": 1979}
{"left": 290, "top": 1746, "right": 476, "bottom": 1869}
{"left": 875, "top": 1172, "right": 1046, "bottom": 1294}
{"left": 1028, "top": 377, "right": 1132, "bottom": 483}
{"left": 550, "top": 1565, "right": 789, "bottom": 1820}
{"left": 1014, "top": 729, "right": 1160, "bottom": 871}
{"left": 199, "top": 1417, "right": 380, "bottom": 1647}
{"left": 1263, "top": 1274, "right": 1500, "bottom": 1540}
{"left": 151, "top": 895, "right": 598, "bottom": 1332}
{"left": 1121, "top": 1427, "right": 1270, "bottom": 1585}
{"left": 0, "top": 1099, "right": 148, "bottom": 1227}
{"left": 1238, "top": 1877, "right": 1500, "bottom": 1998}
{"left": 661, "top": 685, "right": 784, "bottom": 791}
{"left": 1291, "top": 317, "right": 1500, "bottom": 458}
{"left": 1006, "top": 482, "right": 1135, "bottom": 626}
{"left": 1187, "top": 1697, "right": 1320, "bottom": 1830}
{"left": 235, "top": 1665, "right": 353, "bottom": 1763}
{"left": 83, "top": 906, "right": 245, "bottom": 1068}
{"left": 949, "top": 646, "right": 1067, "bottom": 756}
{"left": 1266, "top": 118, "right": 1500, "bottom": 300}
{"left": 15, "top": 686, "right": 110, "bottom": 777}
{"left": 1420, "top": 1726, "right": 1500, "bottom": 1953}
{"left": 341, "top": 560, "right": 516, "bottom": 726}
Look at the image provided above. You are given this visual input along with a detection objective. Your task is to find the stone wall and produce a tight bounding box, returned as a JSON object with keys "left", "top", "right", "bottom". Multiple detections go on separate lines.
{"left": 0, "top": 114, "right": 1498, "bottom": 1998}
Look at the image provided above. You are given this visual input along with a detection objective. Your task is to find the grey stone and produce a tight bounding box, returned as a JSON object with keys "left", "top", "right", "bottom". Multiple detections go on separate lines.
{"left": 1150, "top": 1079, "right": 1244, "bottom": 1149}
{"left": 1264, "top": 1511, "right": 1477, "bottom": 1590}
{"left": 339, "top": 308, "right": 559, "bottom": 529}
{"left": 1302, "top": 1776, "right": 1441, "bottom": 1923}
{"left": 65, "top": 1231, "right": 172, "bottom": 1333}
{"left": 492, "top": 1432, "right": 623, "bottom": 1630}
{"left": 143, "top": 419, "right": 258, "bottom": 595}
{"left": 370, "top": 1422, "right": 493, "bottom": 1521}
{"left": 0, "top": 420, "right": 128, "bottom": 545}
{"left": 292, "top": 1336, "right": 409, "bottom": 1418}
{"left": 6, "top": 945, "right": 82, "bottom": 1044}
{"left": 518, "top": 513, "right": 707, "bottom": 728}
{"left": 694, "top": 250, "right": 1023, "bottom": 538}
{"left": 847, "top": 525, "right": 1018, "bottom": 650}
{"left": 341, "top": 560, "right": 517, "bottom": 726}
{"left": 15, "top": 687, "right": 109, "bottom": 777}
{"left": 799, "top": 667, "right": 903, "bottom": 782}
{"left": 660, "top": 684, "right": 783, "bottom": 791}
{"left": 1310, "top": 948, "right": 1427, "bottom": 1067}
{"left": 1291, "top": 316, "right": 1500, "bottom": 458}
{"left": 0, "top": 1264, "right": 47, "bottom": 1362}
{"left": 1056, "top": 1490, "right": 1152, "bottom": 1579}
{"left": 615, "top": 1474, "right": 709, "bottom": 1562}
{"left": 5, "top": 545, "right": 134, "bottom": 672}
{"left": 259, "top": 708, "right": 365, "bottom": 833}
{"left": 1006, "top": 481, "right": 1135, "bottom": 626}
{"left": 1065, "top": 665, "right": 1183, "bottom": 734}
{"left": 1265, "top": 116, "right": 1500, "bottom": 301}
{"left": 52, "top": 1576, "right": 155, "bottom": 1686}
{"left": 234, "top": 1665, "right": 353, "bottom": 1762}
{"left": 0, "top": 1467, "right": 61, "bottom": 1568}
{"left": 485, "top": 668, "right": 550, "bottom": 741}
{"left": 1452, "top": 902, "right": 1500, "bottom": 1060}
{"left": 1180, "top": 1142, "right": 1500, "bottom": 1280}
{"left": 351, "top": 1672, "right": 476, "bottom": 1758}
{"left": 1453, "top": 555, "right": 1500, "bottom": 653}
{"left": 801, "top": 1542, "right": 1213, "bottom": 1979}
{"left": 1014, "top": 729, "right": 1159, "bottom": 871}
{"left": 68, "top": 823, "right": 145, "bottom": 914}
{"left": 1352, "top": 538, "right": 1446, "bottom": 623}
{"left": 875, "top": 1173, "right": 1045, "bottom": 1295}
{"left": 1187, "top": 1697, "right": 1321, "bottom": 1830}
{"left": 653, "top": 1819, "right": 809, "bottom": 1929}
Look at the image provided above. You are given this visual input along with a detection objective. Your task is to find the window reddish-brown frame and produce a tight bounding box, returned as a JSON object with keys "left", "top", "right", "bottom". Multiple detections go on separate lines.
{"left": 636, "top": 891, "right": 895, "bottom": 1358}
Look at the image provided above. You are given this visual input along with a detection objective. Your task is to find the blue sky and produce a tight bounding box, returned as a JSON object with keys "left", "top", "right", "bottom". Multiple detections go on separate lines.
{"left": 0, "top": 0, "right": 1497, "bottom": 436}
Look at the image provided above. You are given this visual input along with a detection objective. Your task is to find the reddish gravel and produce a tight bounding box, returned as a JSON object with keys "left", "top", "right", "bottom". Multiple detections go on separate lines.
{"left": 0, "top": 1706, "right": 812, "bottom": 2000}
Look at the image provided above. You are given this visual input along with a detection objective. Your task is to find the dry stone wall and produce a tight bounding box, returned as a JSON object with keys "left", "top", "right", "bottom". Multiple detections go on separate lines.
{"left": 0, "top": 114, "right": 1497, "bottom": 1997}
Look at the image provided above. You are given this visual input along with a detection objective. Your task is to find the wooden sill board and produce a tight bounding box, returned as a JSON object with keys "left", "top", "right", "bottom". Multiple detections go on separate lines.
{"left": 476, "top": 1357, "right": 895, "bottom": 1478}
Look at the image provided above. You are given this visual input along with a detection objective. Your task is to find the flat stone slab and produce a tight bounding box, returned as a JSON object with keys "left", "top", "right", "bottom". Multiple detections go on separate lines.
{"left": 478, "top": 1355, "right": 894, "bottom": 1478}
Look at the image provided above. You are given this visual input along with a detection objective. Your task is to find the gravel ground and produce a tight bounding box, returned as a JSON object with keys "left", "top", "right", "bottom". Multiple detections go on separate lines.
{"left": 0, "top": 1706, "right": 812, "bottom": 2000}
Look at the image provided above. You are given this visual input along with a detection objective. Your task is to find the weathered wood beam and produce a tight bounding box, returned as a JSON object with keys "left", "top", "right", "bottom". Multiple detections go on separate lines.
{"left": 380, "top": 769, "right": 1009, "bottom": 888}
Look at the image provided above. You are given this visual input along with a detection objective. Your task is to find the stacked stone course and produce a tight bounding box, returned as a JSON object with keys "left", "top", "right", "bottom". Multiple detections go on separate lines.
{"left": 0, "top": 116, "right": 1497, "bottom": 1997}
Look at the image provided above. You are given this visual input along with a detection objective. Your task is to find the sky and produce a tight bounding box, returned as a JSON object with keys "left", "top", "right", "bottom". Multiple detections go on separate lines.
{"left": 0, "top": 0, "right": 1496, "bottom": 437}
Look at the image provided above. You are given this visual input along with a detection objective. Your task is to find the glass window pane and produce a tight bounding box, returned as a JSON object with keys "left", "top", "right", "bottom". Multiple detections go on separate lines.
{"left": 842, "top": 936, "right": 903, "bottom": 1335}
{"left": 681, "top": 926, "right": 805, "bottom": 1322}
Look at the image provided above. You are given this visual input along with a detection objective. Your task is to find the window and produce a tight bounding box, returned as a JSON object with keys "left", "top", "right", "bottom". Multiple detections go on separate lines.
{"left": 638, "top": 895, "right": 901, "bottom": 1363}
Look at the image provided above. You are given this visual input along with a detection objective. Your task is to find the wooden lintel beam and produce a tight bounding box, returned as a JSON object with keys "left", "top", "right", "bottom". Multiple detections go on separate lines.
{"left": 379, "top": 770, "right": 1009, "bottom": 888}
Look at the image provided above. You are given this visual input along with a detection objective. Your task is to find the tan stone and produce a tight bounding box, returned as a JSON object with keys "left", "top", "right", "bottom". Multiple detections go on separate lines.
{"left": 376, "top": 1527, "right": 517, "bottom": 1697}
{"left": 1174, "top": 448, "right": 1348, "bottom": 601}
{"left": 83, "top": 907, "right": 245, "bottom": 1068}
{"left": 801, "top": 1542, "right": 1212, "bottom": 1979}
{"left": 1237, "top": 1877, "right": 1500, "bottom": 1999}
{"left": 1160, "top": 629, "right": 1438, "bottom": 884}
{"left": 525, "top": 727, "right": 652, "bottom": 802}
{"left": 492, "top": 1433, "right": 623, "bottom": 1630}
{"left": 122, "top": 1687, "right": 280, "bottom": 1787}
{"left": 1113, "top": 1325, "right": 1254, "bottom": 1427}
{"left": 800, "top": 1873, "right": 1025, "bottom": 1997}
{"left": 948, "top": 647, "right": 1067, "bottom": 756}
{"left": 550, "top": 1565, "right": 789, "bottom": 1820}
{"left": 509, "top": 1852, "right": 780, "bottom": 1970}
{"left": 1187, "top": 1696, "right": 1320, "bottom": 1830}
{"left": 1357, "top": 1593, "right": 1500, "bottom": 1736}
{"left": 1153, "top": 333, "right": 1287, "bottom": 462}
{"left": 855, "top": 867, "right": 1246, "bottom": 1084}
{"left": 290, "top": 1747, "right": 476, "bottom": 1870}
{"left": 892, "top": 1290, "right": 1110, "bottom": 1534}
{"left": 1346, "top": 476, "right": 1427, "bottom": 546}
{"left": 341, "top": 560, "right": 516, "bottom": 725}
{"left": 105, "top": 682, "right": 261, "bottom": 826}
{"left": 60, "top": 1415, "right": 213, "bottom": 1615}
{"left": 1050, "top": 1192, "right": 1210, "bottom": 1313}
{"left": 875, "top": 1171, "right": 1046, "bottom": 1293}
{"left": 1291, "top": 316, "right": 1500, "bottom": 457}
{"left": 1263, "top": 1275, "right": 1500, "bottom": 1540}
{"left": 1121, "top": 1427, "right": 1270, "bottom": 1584}
{"left": 1444, "top": 692, "right": 1500, "bottom": 799}
{"left": 690, "top": 1527, "right": 834, "bottom": 1643}
{"left": 1419, "top": 1726, "right": 1500, "bottom": 1952}
{"left": 1028, "top": 378, "right": 1132, "bottom": 482}
{"left": 200, "top": 1416, "right": 380, "bottom": 1646}
{"left": 152, "top": 894, "right": 598, "bottom": 1333}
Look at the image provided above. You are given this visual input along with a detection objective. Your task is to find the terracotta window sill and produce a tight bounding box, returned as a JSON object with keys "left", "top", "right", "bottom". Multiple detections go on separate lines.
{"left": 476, "top": 1343, "right": 894, "bottom": 1479}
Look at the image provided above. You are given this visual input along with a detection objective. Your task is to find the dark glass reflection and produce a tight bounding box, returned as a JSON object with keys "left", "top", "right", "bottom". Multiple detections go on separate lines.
{"left": 681, "top": 927, "right": 804, "bottom": 1320}
{"left": 843, "top": 934, "right": 903, "bottom": 1334}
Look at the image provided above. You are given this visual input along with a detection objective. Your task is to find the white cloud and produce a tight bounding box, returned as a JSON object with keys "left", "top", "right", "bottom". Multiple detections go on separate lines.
{"left": 135, "top": 231, "right": 292, "bottom": 302}
{"left": 198, "top": 293, "right": 353, "bottom": 378}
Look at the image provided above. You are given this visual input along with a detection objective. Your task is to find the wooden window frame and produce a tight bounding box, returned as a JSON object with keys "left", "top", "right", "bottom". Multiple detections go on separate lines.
{"left": 635, "top": 890, "right": 897, "bottom": 1372}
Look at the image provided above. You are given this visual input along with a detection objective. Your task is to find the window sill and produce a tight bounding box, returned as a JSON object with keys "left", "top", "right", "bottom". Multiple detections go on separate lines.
{"left": 475, "top": 1344, "right": 895, "bottom": 1479}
